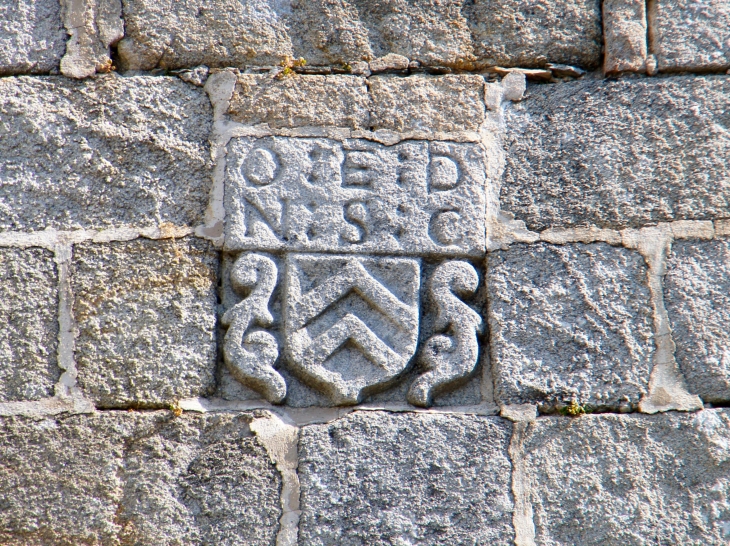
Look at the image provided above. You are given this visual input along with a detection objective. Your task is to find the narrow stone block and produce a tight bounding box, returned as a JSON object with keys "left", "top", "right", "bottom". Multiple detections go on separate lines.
{"left": 603, "top": 0, "right": 648, "bottom": 74}
{"left": 72, "top": 238, "right": 218, "bottom": 407}
{"left": 224, "top": 137, "right": 487, "bottom": 257}
{"left": 228, "top": 74, "right": 370, "bottom": 130}
{"left": 117, "top": 0, "right": 293, "bottom": 70}
{"left": 465, "top": 0, "right": 602, "bottom": 69}
{"left": 369, "top": 75, "right": 486, "bottom": 133}
{"left": 665, "top": 238, "right": 730, "bottom": 403}
{"left": 502, "top": 76, "right": 730, "bottom": 230}
{"left": 299, "top": 411, "right": 514, "bottom": 545}
{"left": 488, "top": 243, "right": 654, "bottom": 410}
{"left": 0, "top": 412, "right": 281, "bottom": 545}
{"left": 0, "top": 75, "right": 211, "bottom": 232}
{"left": 522, "top": 410, "right": 730, "bottom": 544}
{"left": 649, "top": 0, "right": 730, "bottom": 73}
{"left": 0, "top": 0, "right": 66, "bottom": 75}
{"left": 0, "top": 248, "right": 59, "bottom": 402}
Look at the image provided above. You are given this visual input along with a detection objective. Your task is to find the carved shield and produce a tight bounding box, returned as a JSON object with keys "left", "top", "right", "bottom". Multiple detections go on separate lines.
{"left": 284, "top": 254, "right": 420, "bottom": 405}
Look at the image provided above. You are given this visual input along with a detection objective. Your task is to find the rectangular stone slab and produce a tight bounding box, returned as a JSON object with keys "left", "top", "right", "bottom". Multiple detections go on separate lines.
{"left": 72, "top": 238, "right": 218, "bottom": 407}
{"left": 488, "top": 242, "right": 654, "bottom": 411}
{"left": 299, "top": 411, "right": 514, "bottom": 545}
{"left": 0, "top": 247, "right": 59, "bottom": 402}
{"left": 224, "top": 137, "right": 487, "bottom": 257}
{"left": 665, "top": 237, "right": 730, "bottom": 403}
{"left": 522, "top": 410, "right": 730, "bottom": 544}
{"left": 0, "top": 0, "right": 66, "bottom": 75}
{"left": 0, "top": 75, "right": 211, "bottom": 232}
{"left": 501, "top": 76, "right": 730, "bottom": 231}
{"left": 649, "top": 0, "right": 730, "bottom": 72}
{"left": 0, "top": 412, "right": 281, "bottom": 545}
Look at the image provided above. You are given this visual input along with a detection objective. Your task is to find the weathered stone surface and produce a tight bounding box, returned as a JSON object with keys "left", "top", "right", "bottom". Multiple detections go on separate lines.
{"left": 502, "top": 76, "right": 730, "bottom": 231}
{"left": 72, "top": 238, "right": 218, "bottom": 407}
{"left": 0, "top": 411, "right": 281, "bottom": 545}
{"left": 228, "top": 75, "right": 370, "bottom": 130}
{"left": 488, "top": 243, "right": 654, "bottom": 410}
{"left": 0, "top": 0, "right": 66, "bottom": 75}
{"left": 0, "top": 248, "right": 59, "bottom": 402}
{"left": 349, "top": 0, "right": 474, "bottom": 67}
{"left": 369, "top": 75, "right": 485, "bottom": 133}
{"left": 0, "top": 75, "right": 211, "bottom": 232}
{"left": 665, "top": 238, "right": 730, "bottom": 403}
{"left": 117, "top": 0, "right": 293, "bottom": 70}
{"left": 522, "top": 410, "right": 730, "bottom": 544}
{"left": 299, "top": 411, "right": 514, "bottom": 545}
{"left": 649, "top": 0, "right": 730, "bottom": 72}
{"left": 225, "top": 137, "right": 487, "bottom": 256}
{"left": 603, "top": 0, "right": 647, "bottom": 74}
{"left": 60, "top": 0, "right": 124, "bottom": 79}
{"left": 465, "top": 0, "right": 602, "bottom": 69}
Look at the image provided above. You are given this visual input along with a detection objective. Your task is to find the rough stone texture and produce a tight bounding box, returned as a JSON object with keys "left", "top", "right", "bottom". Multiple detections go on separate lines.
{"left": 665, "top": 238, "right": 730, "bottom": 403}
{"left": 0, "top": 0, "right": 66, "bottom": 76}
{"left": 117, "top": 0, "right": 293, "bottom": 70}
{"left": 299, "top": 411, "right": 514, "bottom": 545}
{"left": 369, "top": 75, "right": 485, "bottom": 133}
{"left": 349, "top": 0, "right": 474, "bottom": 67}
{"left": 0, "top": 75, "right": 211, "bottom": 232}
{"left": 603, "top": 0, "right": 647, "bottom": 74}
{"left": 523, "top": 410, "right": 730, "bottom": 544}
{"left": 72, "top": 238, "right": 218, "bottom": 407}
{"left": 502, "top": 76, "right": 730, "bottom": 231}
{"left": 0, "top": 411, "right": 281, "bottom": 545}
{"left": 228, "top": 75, "right": 370, "bottom": 130}
{"left": 225, "top": 137, "right": 487, "bottom": 257}
{"left": 465, "top": 0, "right": 602, "bottom": 69}
{"left": 488, "top": 243, "right": 654, "bottom": 410}
{"left": 649, "top": 0, "right": 730, "bottom": 73}
{"left": 0, "top": 248, "right": 59, "bottom": 402}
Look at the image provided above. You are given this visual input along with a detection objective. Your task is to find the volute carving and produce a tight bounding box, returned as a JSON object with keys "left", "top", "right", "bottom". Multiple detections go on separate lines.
{"left": 408, "top": 261, "right": 482, "bottom": 407}
{"left": 222, "top": 253, "right": 286, "bottom": 403}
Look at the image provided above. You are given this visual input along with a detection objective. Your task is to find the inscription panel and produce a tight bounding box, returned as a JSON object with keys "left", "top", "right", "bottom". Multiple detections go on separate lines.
{"left": 224, "top": 137, "right": 486, "bottom": 257}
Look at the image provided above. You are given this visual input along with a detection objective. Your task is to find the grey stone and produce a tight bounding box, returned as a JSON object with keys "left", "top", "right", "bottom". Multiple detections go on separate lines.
{"left": 501, "top": 76, "right": 730, "bottom": 231}
{"left": 284, "top": 254, "right": 420, "bottom": 405}
{"left": 0, "top": 75, "right": 212, "bottom": 232}
{"left": 488, "top": 243, "right": 654, "bottom": 411}
{"left": 649, "top": 0, "right": 730, "bottom": 73}
{"left": 0, "top": 0, "right": 66, "bottom": 75}
{"left": 72, "top": 238, "right": 218, "bottom": 407}
{"left": 348, "top": 0, "right": 475, "bottom": 68}
{"left": 0, "top": 248, "right": 59, "bottom": 402}
{"left": 665, "top": 238, "right": 730, "bottom": 403}
{"left": 522, "top": 410, "right": 730, "bottom": 544}
{"left": 117, "top": 0, "right": 293, "bottom": 70}
{"left": 408, "top": 261, "right": 482, "bottom": 407}
{"left": 0, "top": 411, "right": 281, "bottom": 545}
{"left": 369, "top": 74, "right": 486, "bottom": 133}
{"left": 224, "top": 137, "right": 487, "bottom": 257}
{"left": 501, "top": 72, "right": 526, "bottom": 102}
{"left": 299, "top": 411, "right": 514, "bottom": 545}
{"left": 603, "top": 0, "right": 647, "bottom": 74}
{"left": 60, "top": 0, "right": 124, "bottom": 78}
{"left": 228, "top": 74, "right": 370, "bottom": 130}
{"left": 465, "top": 0, "right": 602, "bottom": 70}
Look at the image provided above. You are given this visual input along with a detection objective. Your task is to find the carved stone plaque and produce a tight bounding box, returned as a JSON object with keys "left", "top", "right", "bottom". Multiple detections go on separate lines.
{"left": 283, "top": 254, "right": 420, "bottom": 405}
{"left": 224, "top": 137, "right": 486, "bottom": 257}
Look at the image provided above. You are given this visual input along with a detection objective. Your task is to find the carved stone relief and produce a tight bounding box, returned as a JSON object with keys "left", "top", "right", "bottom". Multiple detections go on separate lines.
{"left": 224, "top": 137, "right": 487, "bottom": 257}
{"left": 221, "top": 136, "right": 487, "bottom": 406}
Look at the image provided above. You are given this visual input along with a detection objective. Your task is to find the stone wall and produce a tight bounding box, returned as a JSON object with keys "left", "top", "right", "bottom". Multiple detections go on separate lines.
{"left": 1, "top": 1, "right": 729, "bottom": 544}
